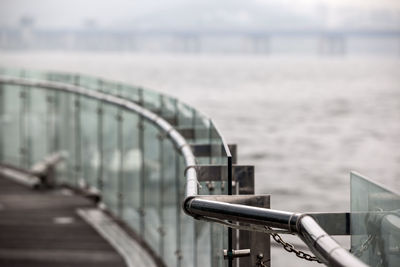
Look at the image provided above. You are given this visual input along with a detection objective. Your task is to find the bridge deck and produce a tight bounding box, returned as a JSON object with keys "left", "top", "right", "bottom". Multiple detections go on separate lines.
{"left": 0, "top": 175, "right": 127, "bottom": 267}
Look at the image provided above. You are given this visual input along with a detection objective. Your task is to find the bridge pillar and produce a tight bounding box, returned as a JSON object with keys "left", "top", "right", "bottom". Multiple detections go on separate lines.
{"left": 319, "top": 35, "right": 346, "bottom": 55}
{"left": 252, "top": 36, "right": 270, "bottom": 54}
{"left": 181, "top": 35, "right": 201, "bottom": 53}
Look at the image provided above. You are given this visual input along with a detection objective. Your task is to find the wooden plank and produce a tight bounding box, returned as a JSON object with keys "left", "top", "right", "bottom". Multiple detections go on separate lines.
{"left": 0, "top": 174, "right": 127, "bottom": 267}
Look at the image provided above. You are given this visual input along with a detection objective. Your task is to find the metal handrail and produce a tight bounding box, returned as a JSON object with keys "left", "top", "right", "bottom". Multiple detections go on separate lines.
{"left": 0, "top": 76, "right": 367, "bottom": 267}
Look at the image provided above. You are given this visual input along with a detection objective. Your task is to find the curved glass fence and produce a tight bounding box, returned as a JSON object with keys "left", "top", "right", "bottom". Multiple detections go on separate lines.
{"left": 0, "top": 68, "right": 231, "bottom": 267}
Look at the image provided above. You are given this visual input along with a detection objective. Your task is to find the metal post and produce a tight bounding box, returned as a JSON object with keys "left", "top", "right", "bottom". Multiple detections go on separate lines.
{"left": 63, "top": 92, "right": 72, "bottom": 180}
{"left": 26, "top": 85, "right": 32, "bottom": 168}
{"left": 74, "top": 95, "right": 81, "bottom": 185}
{"left": 45, "top": 91, "right": 52, "bottom": 154}
{"left": 74, "top": 75, "right": 81, "bottom": 186}
{"left": 19, "top": 83, "right": 27, "bottom": 168}
{"left": 53, "top": 91, "right": 60, "bottom": 152}
{"left": 45, "top": 73, "right": 52, "bottom": 154}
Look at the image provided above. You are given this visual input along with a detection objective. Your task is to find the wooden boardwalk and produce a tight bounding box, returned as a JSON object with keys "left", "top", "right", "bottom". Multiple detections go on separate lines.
{"left": 0, "top": 174, "right": 127, "bottom": 267}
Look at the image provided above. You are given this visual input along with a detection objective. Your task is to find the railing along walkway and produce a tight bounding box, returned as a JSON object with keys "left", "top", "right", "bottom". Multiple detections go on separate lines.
{"left": 0, "top": 75, "right": 368, "bottom": 267}
{"left": 0, "top": 172, "right": 127, "bottom": 267}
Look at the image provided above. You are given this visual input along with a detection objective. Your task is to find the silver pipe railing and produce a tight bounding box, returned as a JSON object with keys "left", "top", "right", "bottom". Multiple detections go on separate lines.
{"left": 0, "top": 76, "right": 367, "bottom": 267}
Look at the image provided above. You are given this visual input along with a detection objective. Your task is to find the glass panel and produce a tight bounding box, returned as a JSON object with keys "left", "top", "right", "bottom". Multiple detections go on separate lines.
{"left": 143, "top": 90, "right": 161, "bottom": 113}
{"left": 47, "top": 72, "right": 75, "bottom": 84}
{"left": 56, "top": 92, "right": 74, "bottom": 184}
{"left": 19, "top": 84, "right": 30, "bottom": 168}
{"left": 161, "top": 138, "right": 178, "bottom": 266}
{"left": 351, "top": 172, "right": 400, "bottom": 267}
{"left": 160, "top": 95, "right": 177, "bottom": 123}
{"left": 102, "top": 80, "right": 120, "bottom": 95}
{"left": 210, "top": 121, "right": 229, "bottom": 267}
{"left": 80, "top": 98, "right": 99, "bottom": 188}
{"left": 46, "top": 91, "right": 58, "bottom": 155}
{"left": 24, "top": 69, "right": 47, "bottom": 80}
{"left": 209, "top": 180, "right": 228, "bottom": 267}
{"left": 121, "top": 111, "right": 141, "bottom": 232}
{"left": 1, "top": 84, "right": 21, "bottom": 165}
{"left": 29, "top": 87, "right": 48, "bottom": 165}
{"left": 196, "top": 220, "right": 212, "bottom": 267}
{"left": 79, "top": 75, "right": 100, "bottom": 91}
{"left": 102, "top": 104, "right": 119, "bottom": 214}
{"left": 0, "top": 83, "right": 4, "bottom": 162}
{"left": 194, "top": 112, "right": 210, "bottom": 145}
{"left": 0, "top": 68, "right": 23, "bottom": 78}
{"left": 179, "top": 154, "right": 195, "bottom": 267}
{"left": 210, "top": 123, "right": 224, "bottom": 165}
{"left": 71, "top": 94, "right": 81, "bottom": 185}
{"left": 143, "top": 120, "right": 161, "bottom": 254}
{"left": 119, "top": 84, "right": 141, "bottom": 103}
{"left": 177, "top": 102, "right": 195, "bottom": 128}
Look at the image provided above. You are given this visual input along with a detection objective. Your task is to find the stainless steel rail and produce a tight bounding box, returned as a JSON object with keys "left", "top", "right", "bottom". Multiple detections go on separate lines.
{"left": 0, "top": 76, "right": 367, "bottom": 267}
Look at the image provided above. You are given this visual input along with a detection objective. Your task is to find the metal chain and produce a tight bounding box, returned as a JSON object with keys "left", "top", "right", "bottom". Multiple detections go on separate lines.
{"left": 265, "top": 226, "right": 323, "bottom": 264}
{"left": 351, "top": 234, "right": 374, "bottom": 257}
{"left": 256, "top": 254, "right": 270, "bottom": 267}
{"left": 199, "top": 216, "right": 325, "bottom": 264}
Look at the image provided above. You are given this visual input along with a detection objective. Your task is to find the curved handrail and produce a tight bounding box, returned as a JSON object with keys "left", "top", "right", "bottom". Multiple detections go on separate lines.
{"left": 0, "top": 76, "right": 367, "bottom": 267}
{"left": 0, "top": 76, "right": 198, "bottom": 188}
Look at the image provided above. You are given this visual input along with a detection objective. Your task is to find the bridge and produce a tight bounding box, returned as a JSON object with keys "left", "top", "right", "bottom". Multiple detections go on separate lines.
{"left": 1, "top": 28, "right": 400, "bottom": 54}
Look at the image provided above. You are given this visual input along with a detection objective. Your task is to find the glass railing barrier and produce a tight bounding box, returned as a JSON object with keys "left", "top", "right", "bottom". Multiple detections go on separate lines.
{"left": 351, "top": 172, "right": 400, "bottom": 267}
{"left": 0, "top": 70, "right": 233, "bottom": 267}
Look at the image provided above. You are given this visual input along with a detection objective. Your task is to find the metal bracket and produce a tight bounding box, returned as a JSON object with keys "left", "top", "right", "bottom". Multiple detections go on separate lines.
{"left": 189, "top": 144, "right": 237, "bottom": 161}
{"left": 187, "top": 194, "right": 270, "bottom": 267}
{"left": 194, "top": 164, "right": 254, "bottom": 194}
{"left": 30, "top": 152, "right": 65, "bottom": 187}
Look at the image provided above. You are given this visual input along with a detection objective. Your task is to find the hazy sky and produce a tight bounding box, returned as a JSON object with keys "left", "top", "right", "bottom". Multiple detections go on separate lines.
{"left": 0, "top": 0, "right": 399, "bottom": 30}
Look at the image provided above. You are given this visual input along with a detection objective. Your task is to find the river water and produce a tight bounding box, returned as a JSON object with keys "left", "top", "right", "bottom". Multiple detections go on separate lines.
{"left": 1, "top": 51, "right": 399, "bottom": 266}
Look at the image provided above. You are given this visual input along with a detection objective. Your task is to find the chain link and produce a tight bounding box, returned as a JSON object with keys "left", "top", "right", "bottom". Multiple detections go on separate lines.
{"left": 198, "top": 216, "right": 332, "bottom": 264}
{"left": 256, "top": 254, "right": 270, "bottom": 267}
{"left": 265, "top": 226, "right": 323, "bottom": 264}
{"left": 350, "top": 234, "right": 374, "bottom": 257}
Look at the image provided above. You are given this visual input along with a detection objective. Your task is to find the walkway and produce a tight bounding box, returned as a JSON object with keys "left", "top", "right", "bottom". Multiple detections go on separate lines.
{"left": 0, "top": 173, "right": 127, "bottom": 267}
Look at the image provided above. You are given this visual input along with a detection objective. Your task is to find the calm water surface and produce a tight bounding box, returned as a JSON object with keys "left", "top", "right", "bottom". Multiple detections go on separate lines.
{"left": 1, "top": 52, "right": 399, "bottom": 266}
